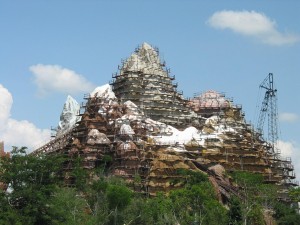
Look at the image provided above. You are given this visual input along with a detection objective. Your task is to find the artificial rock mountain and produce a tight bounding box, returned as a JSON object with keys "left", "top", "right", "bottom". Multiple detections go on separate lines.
{"left": 34, "top": 43, "right": 297, "bottom": 201}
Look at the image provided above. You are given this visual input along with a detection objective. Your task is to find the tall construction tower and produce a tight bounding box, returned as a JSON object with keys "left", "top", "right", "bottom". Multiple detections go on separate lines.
{"left": 257, "top": 73, "right": 279, "bottom": 155}
{"left": 257, "top": 73, "right": 297, "bottom": 190}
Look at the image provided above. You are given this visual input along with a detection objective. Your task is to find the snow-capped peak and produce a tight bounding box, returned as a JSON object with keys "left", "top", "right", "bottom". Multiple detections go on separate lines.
{"left": 65, "top": 95, "right": 79, "bottom": 111}
{"left": 141, "top": 42, "right": 153, "bottom": 51}
{"left": 57, "top": 95, "right": 81, "bottom": 135}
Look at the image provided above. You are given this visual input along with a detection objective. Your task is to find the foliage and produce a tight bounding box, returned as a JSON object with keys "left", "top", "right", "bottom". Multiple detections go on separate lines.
{"left": 228, "top": 196, "right": 243, "bottom": 225}
{"left": 277, "top": 214, "right": 300, "bottom": 225}
{"left": 71, "top": 156, "right": 88, "bottom": 191}
{"left": 247, "top": 204, "right": 265, "bottom": 225}
{"left": 1, "top": 148, "right": 300, "bottom": 225}
{"left": 274, "top": 202, "right": 300, "bottom": 225}
{"left": 0, "top": 146, "right": 64, "bottom": 225}
{"left": 288, "top": 186, "right": 300, "bottom": 202}
{"left": 169, "top": 170, "right": 228, "bottom": 225}
{"left": 106, "top": 184, "right": 133, "bottom": 210}
{"left": 231, "top": 171, "right": 279, "bottom": 225}
{"left": 48, "top": 188, "right": 93, "bottom": 225}
{"left": 176, "top": 168, "right": 209, "bottom": 185}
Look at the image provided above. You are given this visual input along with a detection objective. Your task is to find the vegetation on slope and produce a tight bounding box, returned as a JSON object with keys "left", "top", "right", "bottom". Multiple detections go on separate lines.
{"left": 0, "top": 147, "right": 300, "bottom": 225}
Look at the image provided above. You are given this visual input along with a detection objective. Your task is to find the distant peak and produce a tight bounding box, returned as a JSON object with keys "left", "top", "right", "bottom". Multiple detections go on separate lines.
{"left": 66, "top": 95, "right": 75, "bottom": 101}
{"left": 63, "top": 95, "right": 79, "bottom": 111}
{"left": 141, "top": 42, "right": 154, "bottom": 51}
{"left": 121, "top": 43, "right": 167, "bottom": 76}
{"left": 57, "top": 94, "right": 81, "bottom": 135}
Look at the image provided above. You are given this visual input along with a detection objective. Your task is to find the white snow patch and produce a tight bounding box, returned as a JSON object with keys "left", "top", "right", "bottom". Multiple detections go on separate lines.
{"left": 90, "top": 84, "right": 116, "bottom": 100}
{"left": 205, "top": 115, "right": 219, "bottom": 125}
{"left": 167, "top": 146, "right": 187, "bottom": 152}
{"left": 120, "top": 124, "right": 135, "bottom": 135}
{"left": 87, "top": 129, "right": 110, "bottom": 144}
{"left": 152, "top": 126, "right": 202, "bottom": 146}
{"left": 124, "top": 100, "right": 144, "bottom": 116}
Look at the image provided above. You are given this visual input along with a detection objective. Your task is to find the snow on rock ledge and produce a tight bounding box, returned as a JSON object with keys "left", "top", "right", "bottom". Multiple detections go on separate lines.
{"left": 120, "top": 124, "right": 135, "bottom": 135}
{"left": 124, "top": 100, "right": 144, "bottom": 116}
{"left": 90, "top": 84, "right": 116, "bottom": 101}
{"left": 87, "top": 129, "right": 111, "bottom": 145}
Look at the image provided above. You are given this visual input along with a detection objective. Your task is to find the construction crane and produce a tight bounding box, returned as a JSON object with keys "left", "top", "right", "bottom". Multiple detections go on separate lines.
{"left": 256, "top": 73, "right": 279, "bottom": 154}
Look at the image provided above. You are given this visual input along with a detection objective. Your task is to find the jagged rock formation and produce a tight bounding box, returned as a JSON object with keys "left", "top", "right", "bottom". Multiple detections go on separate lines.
{"left": 33, "top": 43, "right": 297, "bottom": 202}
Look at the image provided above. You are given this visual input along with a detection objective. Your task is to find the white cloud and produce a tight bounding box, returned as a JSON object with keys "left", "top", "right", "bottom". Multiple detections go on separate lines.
{"left": 207, "top": 10, "right": 300, "bottom": 46}
{"left": 279, "top": 112, "right": 299, "bottom": 123}
{"left": 0, "top": 84, "right": 51, "bottom": 152}
{"left": 0, "top": 84, "right": 13, "bottom": 127}
{"left": 277, "top": 140, "right": 294, "bottom": 157}
{"left": 30, "top": 64, "right": 96, "bottom": 96}
{"left": 277, "top": 140, "right": 300, "bottom": 179}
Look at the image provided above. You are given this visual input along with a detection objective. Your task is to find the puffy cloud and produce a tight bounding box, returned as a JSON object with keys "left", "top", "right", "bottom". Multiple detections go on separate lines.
{"left": 207, "top": 10, "right": 300, "bottom": 46}
{"left": 0, "top": 84, "right": 50, "bottom": 152}
{"left": 279, "top": 112, "right": 299, "bottom": 123}
{"left": 0, "top": 84, "right": 13, "bottom": 127}
{"left": 277, "top": 140, "right": 295, "bottom": 157}
{"left": 30, "top": 64, "right": 96, "bottom": 96}
{"left": 2, "top": 119, "right": 51, "bottom": 151}
{"left": 277, "top": 140, "right": 300, "bottom": 178}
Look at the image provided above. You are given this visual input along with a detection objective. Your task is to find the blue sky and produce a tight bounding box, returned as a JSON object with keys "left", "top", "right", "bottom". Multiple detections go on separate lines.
{"left": 1, "top": 1, "right": 300, "bottom": 175}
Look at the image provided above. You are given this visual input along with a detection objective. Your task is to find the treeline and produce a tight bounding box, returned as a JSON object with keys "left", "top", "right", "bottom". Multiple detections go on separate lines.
{"left": 0, "top": 147, "right": 299, "bottom": 225}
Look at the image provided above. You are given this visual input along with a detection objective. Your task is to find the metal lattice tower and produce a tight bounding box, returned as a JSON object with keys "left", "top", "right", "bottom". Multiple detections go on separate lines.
{"left": 257, "top": 73, "right": 279, "bottom": 154}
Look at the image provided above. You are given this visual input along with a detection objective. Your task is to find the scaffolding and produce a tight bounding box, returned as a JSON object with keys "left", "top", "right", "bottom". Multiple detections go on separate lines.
{"left": 30, "top": 44, "right": 297, "bottom": 200}
{"left": 111, "top": 43, "right": 201, "bottom": 129}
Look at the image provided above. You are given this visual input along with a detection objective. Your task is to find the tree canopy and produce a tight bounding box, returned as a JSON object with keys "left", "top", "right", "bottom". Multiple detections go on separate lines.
{"left": 1, "top": 147, "right": 299, "bottom": 225}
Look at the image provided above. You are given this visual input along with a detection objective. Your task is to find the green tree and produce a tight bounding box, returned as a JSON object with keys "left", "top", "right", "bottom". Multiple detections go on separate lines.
{"left": 142, "top": 192, "right": 176, "bottom": 225}
{"left": 228, "top": 196, "right": 243, "bottom": 225}
{"left": 0, "top": 146, "right": 64, "bottom": 225}
{"left": 106, "top": 183, "right": 133, "bottom": 225}
{"left": 170, "top": 170, "right": 228, "bottom": 225}
{"left": 48, "top": 188, "right": 93, "bottom": 225}
{"left": 274, "top": 202, "right": 300, "bottom": 225}
{"left": 106, "top": 184, "right": 133, "bottom": 210}
{"left": 231, "top": 171, "right": 278, "bottom": 225}
{"left": 289, "top": 187, "right": 300, "bottom": 202}
{"left": 247, "top": 204, "right": 265, "bottom": 225}
{"left": 71, "top": 156, "right": 88, "bottom": 191}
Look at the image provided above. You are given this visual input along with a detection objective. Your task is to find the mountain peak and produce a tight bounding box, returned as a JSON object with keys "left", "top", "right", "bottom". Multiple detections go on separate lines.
{"left": 57, "top": 95, "right": 80, "bottom": 135}
{"left": 140, "top": 42, "right": 154, "bottom": 51}
{"left": 120, "top": 43, "right": 167, "bottom": 77}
